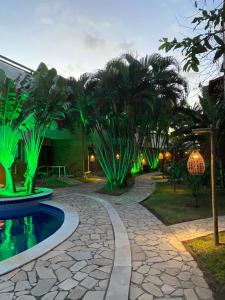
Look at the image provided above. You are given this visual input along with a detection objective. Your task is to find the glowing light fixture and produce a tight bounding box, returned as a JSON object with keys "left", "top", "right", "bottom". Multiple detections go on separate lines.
{"left": 164, "top": 151, "right": 171, "bottom": 160}
{"left": 158, "top": 152, "right": 164, "bottom": 160}
{"left": 116, "top": 153, "right": 120, "bottom": 160}
{"left": 90, "top": 154, "right": 95, "bottom": 162}
{"left": 187, "top": 150, "right": 205, "bottom": 175}
{"left": 142, "top": 158, "right": 147, "bottom": 165}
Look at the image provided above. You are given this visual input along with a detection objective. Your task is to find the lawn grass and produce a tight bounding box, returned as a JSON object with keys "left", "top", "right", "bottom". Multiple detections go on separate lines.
{"left": 37, "top": 177, "right": 72, "bottom": 188}
{"left": 142, "top": 182, "right": 225, "bottom": 225}
{"left": 184, "top": 232, "right": 225, "bottom": 299}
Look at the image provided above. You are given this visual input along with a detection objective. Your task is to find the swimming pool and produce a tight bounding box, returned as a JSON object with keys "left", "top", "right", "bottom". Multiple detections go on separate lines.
{"left": 0, "top": 205, "right": 64, "bottom": 262}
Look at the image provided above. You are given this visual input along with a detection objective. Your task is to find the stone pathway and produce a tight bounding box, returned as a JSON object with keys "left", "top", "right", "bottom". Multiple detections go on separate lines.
{"left": 0, "top": 194, "right": 114, "bottom": 300}
{"left": 170, "top": 216, "right": 225, "bottom": 242}
{"left": 115, "top": 204, "right": 213, "bottom": 300}
{"left": 0, "top": 173, "right": 218, "bottom": 299}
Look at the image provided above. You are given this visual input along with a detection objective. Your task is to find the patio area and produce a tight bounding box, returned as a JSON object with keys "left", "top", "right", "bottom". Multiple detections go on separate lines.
{"left": 0, "top": 174, "right": 217, "bottom": 300}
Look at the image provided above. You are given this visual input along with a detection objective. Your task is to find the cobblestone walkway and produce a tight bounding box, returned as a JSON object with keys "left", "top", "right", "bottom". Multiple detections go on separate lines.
{"left": 0, "top": 173, "right": 218, "bottom": 299}
{"left": 0, "top": 194, "right": 114, "bottom": 300}
{"left": 170, "top": 216, "right": 225, "bottom": 242}
{"left": 115, "top": 204, "right": 213, "bottom": 300}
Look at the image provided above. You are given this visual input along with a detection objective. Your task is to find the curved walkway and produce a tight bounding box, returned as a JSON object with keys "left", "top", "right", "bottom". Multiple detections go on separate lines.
{"left": 0, "top": 173, "right": 219, "bottom": 299}
{"left": 85, "top": 174, "right": 214, "bottom": 300}
{"left": 0, "top": 194, "right": 115, "bottom": 300}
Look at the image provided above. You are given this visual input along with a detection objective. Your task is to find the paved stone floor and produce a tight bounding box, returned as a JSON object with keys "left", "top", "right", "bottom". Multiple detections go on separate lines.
{"left": 115, "top": 204, "right": 213, "bottom": 300}
{"left": 0, "top": 194, "right": 114, "bottom": 300}
{"left": 170, "top": 216, "right": 225, "bottom": 242}
{"left": 0, "top": 173, "right": 220, "bottom": 299}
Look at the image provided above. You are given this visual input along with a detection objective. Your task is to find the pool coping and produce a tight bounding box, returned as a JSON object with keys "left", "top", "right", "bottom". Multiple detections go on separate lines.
{"left": 73, "top": 193, "right": 131, "bottom": 300}
{"left": 0, "top": 201, "right": 80, "bottom": 275}
{"left": 0, "top": 188, "right": 53, "bottom": 204}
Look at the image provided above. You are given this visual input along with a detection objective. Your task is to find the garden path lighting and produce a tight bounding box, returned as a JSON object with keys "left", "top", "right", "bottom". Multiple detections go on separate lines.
{"left": 187, "top": 150, "right": 205, "bottom": 175}
{"left": 142, "top": 158, "right": 147, "bottom": 165}
{"left": 116, "top": 153, "right": 120, "bottom": 160}
{"left": 192, "top": 128, "right": 218, "bottom": 246}
{"left": 89, "top": 154, "right": 95, "bottom": 162}
{"left": 158, "top": 152, "right": 164, "bottom": 160}
{"left": 164, "top": 151, "right": 171, "bottom": 160}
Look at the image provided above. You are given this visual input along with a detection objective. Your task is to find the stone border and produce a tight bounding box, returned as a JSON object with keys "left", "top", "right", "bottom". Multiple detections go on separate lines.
{"left": 0, "top": 201, "right": 79, "bottom": 275}
{"left": 73, "top": 193, "right": 132, "bottom": 300}
{"left": 0, "top": 188, "right": 53, "bottom": 204}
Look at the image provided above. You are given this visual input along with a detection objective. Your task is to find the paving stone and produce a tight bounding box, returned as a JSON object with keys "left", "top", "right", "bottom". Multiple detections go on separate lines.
{"left": 138, "top": 293, "right": 153, "bottom": 300}
{"left": 58, "top": 278, "right": 78, "bottom": 290}
{"left": 14, "top": 280, "right": 31, "bottom": 291}
{"left": 68, "top": 286, "right": 87, "bottom": 299}
{"left": 68, "top": 251, "right": 92, "bottom": 260}
{"left": 41, "top": 291, "right": 58, "bottom": 300}
{"left": 73, "top": 271, "right": 88, "bottom": 281}
{"left": 70, "top": 261, "right": 87, "bottom": 272}
{"left": 36, "top": 267, "right": 56, "bottom": 279}
{"left": 142, "top": 282, "right": 163, "bottom": 297}
{"left": 55, "top": 291, "right": 68, "bottom": 300}
{"left": 0, "top": 293, "right": 13, "bottom": 300}
{"left": 160, "top": 273, "right": 181, "bottom": 287}
{"left": 144, "top": 275, "right": 163, "bottom": 285}
{"left": 0, "top": 285, "right": 14, "bottom": 292}
{"left": 55, "top": 267, "right": 72, "bottom": 282}
{"left": 195, "top": 287, "right": 214, "bottom": 300}
{"left": 137, "top": 265, "right": 150, "bottom": 274}
{"left": 80, "top": 276, "right": 98, "bottom": 289}
{"left": 83, "top": 291, "right": 104, "bottom": 300}
{"left": 11, "top": 271, "right": 27, "bottom": 282}
{"left": 89, "top": 269, "right": 109, "bottom": 280}
{"left": 131, "top": 272, "right": 144, "bottom": 284}
{"left": 99, "top": 279, "right": 108, "bottom": 289}
{"left": 28, "top": 270, "right": 37, "bottom": 284}
{"left": 129, "top": 285, "right": 144, "bottom": 299}
{"left": 184, "top": 288, "right": 199, "bottom": 300}
{"left": 17, "top": 296, "right": 36, "bottom": 300}
{"left": 191, "top": 275, "right": 208, "bottom": 288}
{"left": 82, "top": 265, "right": 98, "bottom": 274}
{"left": 31, "top": 279, "right": 57, "bottom": 296}
{"left": 161, "top": 284, "right": 175, "bottom": 294}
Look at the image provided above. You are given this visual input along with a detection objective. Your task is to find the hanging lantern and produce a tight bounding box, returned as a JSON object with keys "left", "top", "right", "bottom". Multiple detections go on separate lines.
{"left": 158, "top": 152, "right": 164, "bottom": 160}
{"left": 164, "top": 151, "right": 171, "bottom": 160}
{"left": 142, "top": 158, "right": 147, "bottom": 165}
{"left": 90, "top": 154, "right": 95, "bottom": 162}
{"left": 116, "top": 153, "right": 120, "bottom": 160}
{"left": 187, "top": 150, "right": 205, "bottom": 175}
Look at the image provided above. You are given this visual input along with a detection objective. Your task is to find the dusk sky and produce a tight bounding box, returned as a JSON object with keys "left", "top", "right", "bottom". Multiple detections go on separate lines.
{"left": 0, "top": 0, "right": 221, "bottom": 104}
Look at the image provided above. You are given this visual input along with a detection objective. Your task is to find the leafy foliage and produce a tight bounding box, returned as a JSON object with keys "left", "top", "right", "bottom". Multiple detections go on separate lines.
{"left": 159, "top": 1, "right": 225, "bottom": 71}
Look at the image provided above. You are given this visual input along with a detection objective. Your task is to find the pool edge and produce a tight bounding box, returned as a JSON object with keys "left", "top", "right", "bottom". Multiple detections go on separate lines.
{"left": 0, "top": 201, "right": 79, "bottom": 276}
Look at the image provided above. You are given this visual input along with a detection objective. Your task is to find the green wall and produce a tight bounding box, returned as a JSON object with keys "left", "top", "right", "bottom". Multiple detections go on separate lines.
{"left": 52, "top": 126, "right": 88, "bottom": 176}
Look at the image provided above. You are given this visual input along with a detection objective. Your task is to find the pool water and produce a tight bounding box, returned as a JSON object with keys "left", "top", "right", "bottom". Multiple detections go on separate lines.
{"left": 0, "top": 207, "right": 64, "bottom": 262}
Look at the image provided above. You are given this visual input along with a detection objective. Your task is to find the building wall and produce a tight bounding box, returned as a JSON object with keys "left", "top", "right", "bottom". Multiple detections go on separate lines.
{"left": 52, "top": 126, "right": 87, "bottom": 176}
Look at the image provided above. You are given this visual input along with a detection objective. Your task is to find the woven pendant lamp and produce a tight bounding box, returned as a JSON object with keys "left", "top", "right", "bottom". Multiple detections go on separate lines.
{"left": 187, "top": 150, "right": 205, "bottom": 175}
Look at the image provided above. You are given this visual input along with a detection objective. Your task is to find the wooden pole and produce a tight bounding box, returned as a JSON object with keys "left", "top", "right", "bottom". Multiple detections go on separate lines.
{"left": 210, "top": 129, "right": 219, "bottom": 245}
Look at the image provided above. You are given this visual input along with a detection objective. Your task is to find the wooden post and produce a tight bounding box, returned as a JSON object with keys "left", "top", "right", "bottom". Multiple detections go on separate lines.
{"left": 210, "top": 129, "right": 219, "bottom": 245}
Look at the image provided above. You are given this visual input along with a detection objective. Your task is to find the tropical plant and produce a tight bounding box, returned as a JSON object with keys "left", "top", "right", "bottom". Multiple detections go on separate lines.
{"left": 21, "top": 63, "right": 67, "bottom": 194}
{"left": 91, "top": 115, "right": 134, "bottom": 188}
{"left": 0, "top": 70, "right": 29, "bottom": 194}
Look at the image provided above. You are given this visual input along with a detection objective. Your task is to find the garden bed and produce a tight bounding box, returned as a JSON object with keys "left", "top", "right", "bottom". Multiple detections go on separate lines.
{"left": 142, "top": 182, "right": 225, "bottom": 225}
{"left": 184, "top": 232, "right": 225, "bottom": 300}
{"left": 97, "top": 176, "right": 135, "bottom": 196}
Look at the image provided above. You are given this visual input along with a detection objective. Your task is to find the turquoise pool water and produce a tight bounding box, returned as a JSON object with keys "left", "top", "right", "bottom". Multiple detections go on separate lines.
{"left": 0, "top": 206, "right": 64, "bottom": 262}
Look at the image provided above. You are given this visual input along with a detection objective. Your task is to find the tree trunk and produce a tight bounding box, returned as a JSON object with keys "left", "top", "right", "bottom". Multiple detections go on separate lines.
{"left": 4, "top": 167, "right": 15, "bottom": 194}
